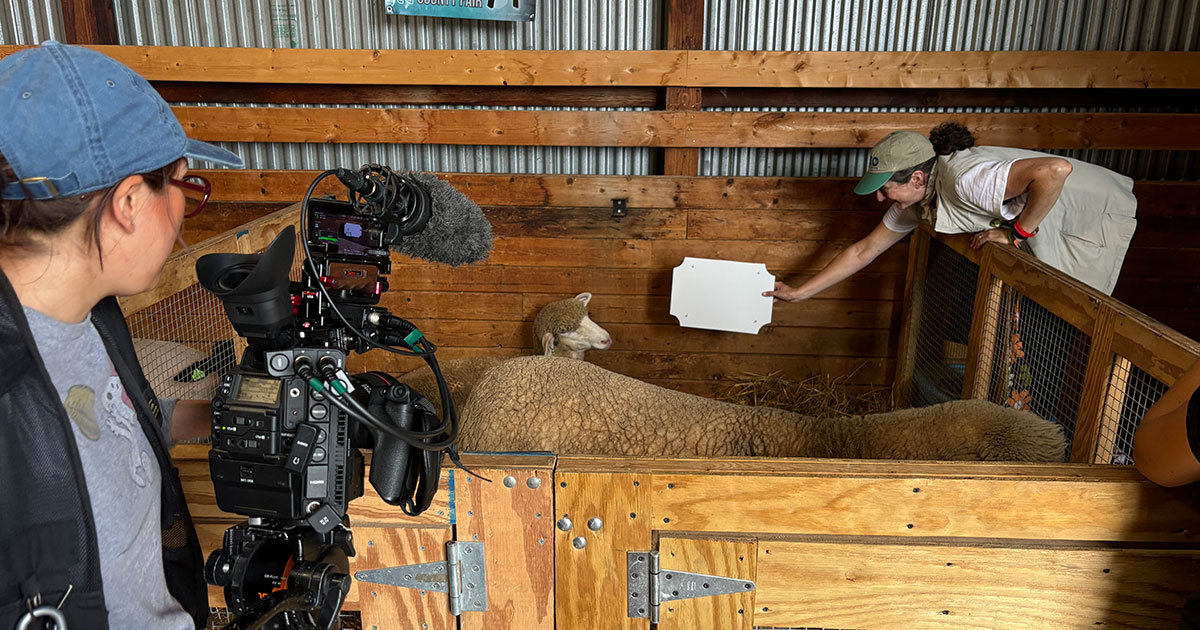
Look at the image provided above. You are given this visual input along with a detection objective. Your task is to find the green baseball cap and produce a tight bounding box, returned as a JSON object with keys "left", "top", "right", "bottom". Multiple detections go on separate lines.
{"left": 853, "top": 131, "right": 936, "bottom": 195}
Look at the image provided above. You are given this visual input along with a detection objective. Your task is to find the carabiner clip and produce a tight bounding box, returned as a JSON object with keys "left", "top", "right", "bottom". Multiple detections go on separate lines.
{"left": 15, "top": 605, "right": 67, "bottom": 630}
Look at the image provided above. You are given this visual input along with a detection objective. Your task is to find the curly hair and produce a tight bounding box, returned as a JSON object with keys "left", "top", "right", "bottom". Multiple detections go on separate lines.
{"left": 929, "top": 121, "right": 976, "bottom": 156}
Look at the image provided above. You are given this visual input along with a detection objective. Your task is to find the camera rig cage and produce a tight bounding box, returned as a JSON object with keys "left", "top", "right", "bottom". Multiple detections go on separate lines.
{"left": 195, "top": 165, "right": 462, "bottom": 630}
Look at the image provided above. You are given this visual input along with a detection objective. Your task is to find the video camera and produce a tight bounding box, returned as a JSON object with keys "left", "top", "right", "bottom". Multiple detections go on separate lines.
{"left": 196, "top": 165, "right": 461, "bottom": 630}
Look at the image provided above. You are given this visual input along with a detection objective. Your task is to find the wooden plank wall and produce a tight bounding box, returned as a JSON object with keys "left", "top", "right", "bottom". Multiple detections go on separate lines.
{"left": 4, "top": 42, "right": 1196, "bottom": 396}
{"left": 181, "top": 174, "right": 905, "bottom": 396}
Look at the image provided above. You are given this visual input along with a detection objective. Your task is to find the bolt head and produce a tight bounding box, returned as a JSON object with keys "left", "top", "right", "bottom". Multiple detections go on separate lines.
{"left": 557, "top": 516, "right": 573, "bottom": 531}
{"left": 503, "top": 476, "right": 517, "bottom": 488}
{"left": 572, "top": 536, "right": 587, "bottom": 549}
{"left": 527, "top": 476, "right": 542, "bottom": 489}
{"left": 587, "top": 517, "right": 603, "bottom": 531}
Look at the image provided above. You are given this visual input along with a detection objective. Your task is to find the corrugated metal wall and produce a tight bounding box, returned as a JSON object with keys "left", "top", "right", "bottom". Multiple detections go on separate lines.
{"left": 0, "top": 0, "right": 62, "bottom": 43}
{"left": 2, "top": 0, "right": 1196, "bottom": 178}
{"left": 108, "top": 0, "right": 663, "bottom": 174}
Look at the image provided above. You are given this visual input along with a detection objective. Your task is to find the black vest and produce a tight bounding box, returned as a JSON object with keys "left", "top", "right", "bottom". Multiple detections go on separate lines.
{"left": 0, "top": 271, "right": 208, "bottom": 629}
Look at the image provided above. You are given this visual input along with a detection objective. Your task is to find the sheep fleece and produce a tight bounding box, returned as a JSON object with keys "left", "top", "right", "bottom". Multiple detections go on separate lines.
{"left": 458, "top": 357, "right": 1067, "bottom": 462}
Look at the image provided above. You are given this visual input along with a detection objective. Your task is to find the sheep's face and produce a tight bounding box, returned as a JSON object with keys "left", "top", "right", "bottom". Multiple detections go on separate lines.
{"left": 536, "top": 292, "right": 613, "bottom": 359}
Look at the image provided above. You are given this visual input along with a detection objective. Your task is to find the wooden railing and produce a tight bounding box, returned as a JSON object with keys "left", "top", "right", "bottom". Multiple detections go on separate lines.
{"left": 897, "top": 226, "right": 1200, "bottom": 464}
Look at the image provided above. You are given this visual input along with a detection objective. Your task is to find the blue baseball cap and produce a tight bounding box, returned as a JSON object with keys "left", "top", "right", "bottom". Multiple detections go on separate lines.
{"left": 0, "top": 41, "right": 243, "bottom": 201}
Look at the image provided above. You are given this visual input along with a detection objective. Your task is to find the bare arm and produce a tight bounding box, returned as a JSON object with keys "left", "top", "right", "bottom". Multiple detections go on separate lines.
{"left": 970, "top": 156, "right": 1073, "bottom": 249}
{"left": 1134, "top": 359, "right": 1200, "bottom": 487}
{"left": 170, "top": 399, "right": 214, "bottom": 442}
{"left": 764, "top": 220, "right": 909, "bottom": 303}
{"left": 1004, "top": 156, "right": 1073, "bottom": 234}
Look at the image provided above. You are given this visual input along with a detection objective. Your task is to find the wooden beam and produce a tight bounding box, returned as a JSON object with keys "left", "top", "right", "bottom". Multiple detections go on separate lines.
{"left": 454, "top": 463, "right": 555, "bottom": 630}
{"left": 1110, "top": 303, "right": 1200, "bottom": 385}
{"left": 684, "top": 50, "right": 1200, "bottom": 89}
{"left": 648, "top": 468, "right": 1200, "bottom": 542}
{"left": 59, "top": 0, "right": 118, "bottom": 45}
{"left": 892, "top": 228, "right": 930, "bottom": 407}
{"left": 961, "top": 250, "right": 1002, "bottom": 400}
{"left": 153, "top": 82, "right": 659, "bottom": 108}
{"left": 3, "top": 47, "right": 1197, "bottom": 89}
{"left": 174, "top": 107, "right": 1200, "bottom": 149}
{"left": 658, "top": 537, "right": 756, "bottom": 630}
{"left": 755, "top": 539, "right": 1200, "bottom": 629}
{"left": 1071, "top": 305, "right": 1118, "bottom": 463}
{"left": 193, "top": 172, "right": 1199, "bottom": 211}
{"left": 1095, "top": 356, "right": 1133, "bottom": 464}
{"left": 0, "top": 46, "right": 691, "bottom": 86}
{"left": 661, "top": 0, "right": 706, "bottom": 176}
{"left": 703, "top": 87, "right": 1200, "bottom": 109}
{"left": 981, "top": 243, "right": 1101, "bottom": 334}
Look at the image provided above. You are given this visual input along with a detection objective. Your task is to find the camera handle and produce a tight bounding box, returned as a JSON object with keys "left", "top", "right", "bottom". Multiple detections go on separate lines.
{"left": 365, "top": 385, "right": 416, "bottom": 505}
{"left": 357, "top": 375, "right": 445, "bottom": 516}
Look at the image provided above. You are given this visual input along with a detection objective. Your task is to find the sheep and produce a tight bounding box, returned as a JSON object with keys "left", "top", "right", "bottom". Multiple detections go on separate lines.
{"left": 533, "top": 292, "right": 611, "bottom": 358}
{"left": 456, "top": 356, "right": 1067, "bottom": 462}
{"left": 398, "top": 292, "right": 612, "bottom": 416}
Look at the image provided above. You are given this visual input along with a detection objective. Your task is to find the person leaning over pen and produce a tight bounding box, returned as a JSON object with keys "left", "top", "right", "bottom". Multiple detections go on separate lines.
{"left": 764, "top": 121, "right": 1138, "bottom": 303}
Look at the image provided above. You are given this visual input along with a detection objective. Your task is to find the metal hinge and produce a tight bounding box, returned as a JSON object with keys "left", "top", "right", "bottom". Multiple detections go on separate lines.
{"left": 627, "top": 551, "right": 756, "bottom": 623}
{"left": 355, "top": 541, "right": 488, "bottom": 616}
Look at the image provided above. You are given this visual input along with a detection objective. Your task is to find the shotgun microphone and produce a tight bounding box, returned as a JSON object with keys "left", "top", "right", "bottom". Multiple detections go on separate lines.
{"left": 332, "top": 165, "right": 493, "bottom": 267}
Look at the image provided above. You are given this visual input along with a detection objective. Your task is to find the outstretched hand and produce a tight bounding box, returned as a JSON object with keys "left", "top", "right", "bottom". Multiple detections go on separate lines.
{"left": 763, "top": 281, "right": 805, "bottom": 303}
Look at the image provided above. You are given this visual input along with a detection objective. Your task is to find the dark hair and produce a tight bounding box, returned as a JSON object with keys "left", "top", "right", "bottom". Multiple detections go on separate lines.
{"left": 930, "top": 121, "right": 975, "bottom": 156}
{"left": 888, "top": 156, "right": 937, "bottom": 185}
{"left": 0, "top": 153, "right": 180, "bottom": 263}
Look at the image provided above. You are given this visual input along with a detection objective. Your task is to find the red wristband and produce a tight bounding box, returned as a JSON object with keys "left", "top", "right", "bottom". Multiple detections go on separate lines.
{"left": 1013, "top": 218, "right": 1036, "bottom": 239}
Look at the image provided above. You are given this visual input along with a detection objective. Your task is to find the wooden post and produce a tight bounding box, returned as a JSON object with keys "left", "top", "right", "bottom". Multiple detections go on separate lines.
{"left": 962, "top": 249, "right": 1003, "bottom": 400}
{"left": 892, "top": 228, "right": 931, "bottom": 407}
{"left": 60, "top": 0, "right": 119, "bottom": 45}
{"left": 1095, "top": 356, "right": 1132, "bottom": 464}
{"left": 554, "top": 466, "right": 653, "bottom": 630}
{"left": 661, "top": 0, "right": 704, "bottom": 176}
{"left": 455, "top": 459, "right": 556, "bottom": 630}
{"left": 1070, "top": 305, "right": 1117, "bottom": 463}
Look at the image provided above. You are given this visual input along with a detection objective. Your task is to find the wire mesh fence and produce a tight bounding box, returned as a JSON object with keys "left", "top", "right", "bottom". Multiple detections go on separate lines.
{"left": 1099, "top": 358, "right": 1170, "bottom": 466}
{"left": 127, "top": 283, "right": 240, "bottom": 405}
{"left": 906, "top": 238, "right": 978, "bottom": 407}
{"left": 905, "top": 232, "right": 1187, "bottom": 466}
{"left": 127, "top": 229, "right": 304, "bottom": 444}
{"left": 982, "top": 288, "right": 1092, "bottom": 453}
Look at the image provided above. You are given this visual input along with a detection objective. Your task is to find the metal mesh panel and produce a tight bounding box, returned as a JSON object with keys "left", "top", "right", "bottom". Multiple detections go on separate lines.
{"left": 127, "top": 230, "right": 303, "bottom": 431}
{"left": 1098, "top": 359, "right": 1170, "bottom": 465}
{"left": 126, "top": 283, "right": 239, "bottom": 404}
{"left": 982, "top": 289, "right": 1091, "bottom": 454}
{"left": 906, "top": 238, "right": 978, "bottom": 407}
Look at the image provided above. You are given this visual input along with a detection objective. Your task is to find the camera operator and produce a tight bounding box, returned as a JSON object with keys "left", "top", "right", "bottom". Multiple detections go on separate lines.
{"left": 0, "top": 42, "right": 243, "bottom": 629}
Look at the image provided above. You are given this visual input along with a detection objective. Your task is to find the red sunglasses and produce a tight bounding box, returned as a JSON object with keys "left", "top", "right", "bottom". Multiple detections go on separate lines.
{"left": 170, "top": 174, "right": 211, "bottom": 218}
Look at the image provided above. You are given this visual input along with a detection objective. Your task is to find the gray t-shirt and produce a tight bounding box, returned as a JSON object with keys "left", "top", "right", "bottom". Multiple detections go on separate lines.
{"left": 23, "top": 306, "right": 192, "bottom": 629}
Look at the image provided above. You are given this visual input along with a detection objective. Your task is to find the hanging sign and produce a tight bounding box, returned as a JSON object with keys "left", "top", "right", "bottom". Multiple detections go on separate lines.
{"left": 384, "top": 0, "right": 535, "bottom": 22}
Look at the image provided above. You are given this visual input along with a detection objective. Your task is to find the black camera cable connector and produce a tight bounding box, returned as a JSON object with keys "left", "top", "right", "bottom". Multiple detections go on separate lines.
{"left": 313, "top": 360, "right": 456, "bottom": 451}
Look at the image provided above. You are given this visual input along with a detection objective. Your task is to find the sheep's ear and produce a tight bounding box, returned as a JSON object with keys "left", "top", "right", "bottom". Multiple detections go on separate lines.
{"left": 541, "top": 332, "right": 557, "bottom": 356}
{"left": 574, "top": 292, "right": 592, "bottom": 305}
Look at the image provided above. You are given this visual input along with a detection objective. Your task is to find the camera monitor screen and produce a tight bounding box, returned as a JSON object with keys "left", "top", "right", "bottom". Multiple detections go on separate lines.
{"left": 312, "top": 210, "right": 376, "bottom": 257}
{"left": 235, "top": 376, "right": 281, "bottom": 405}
